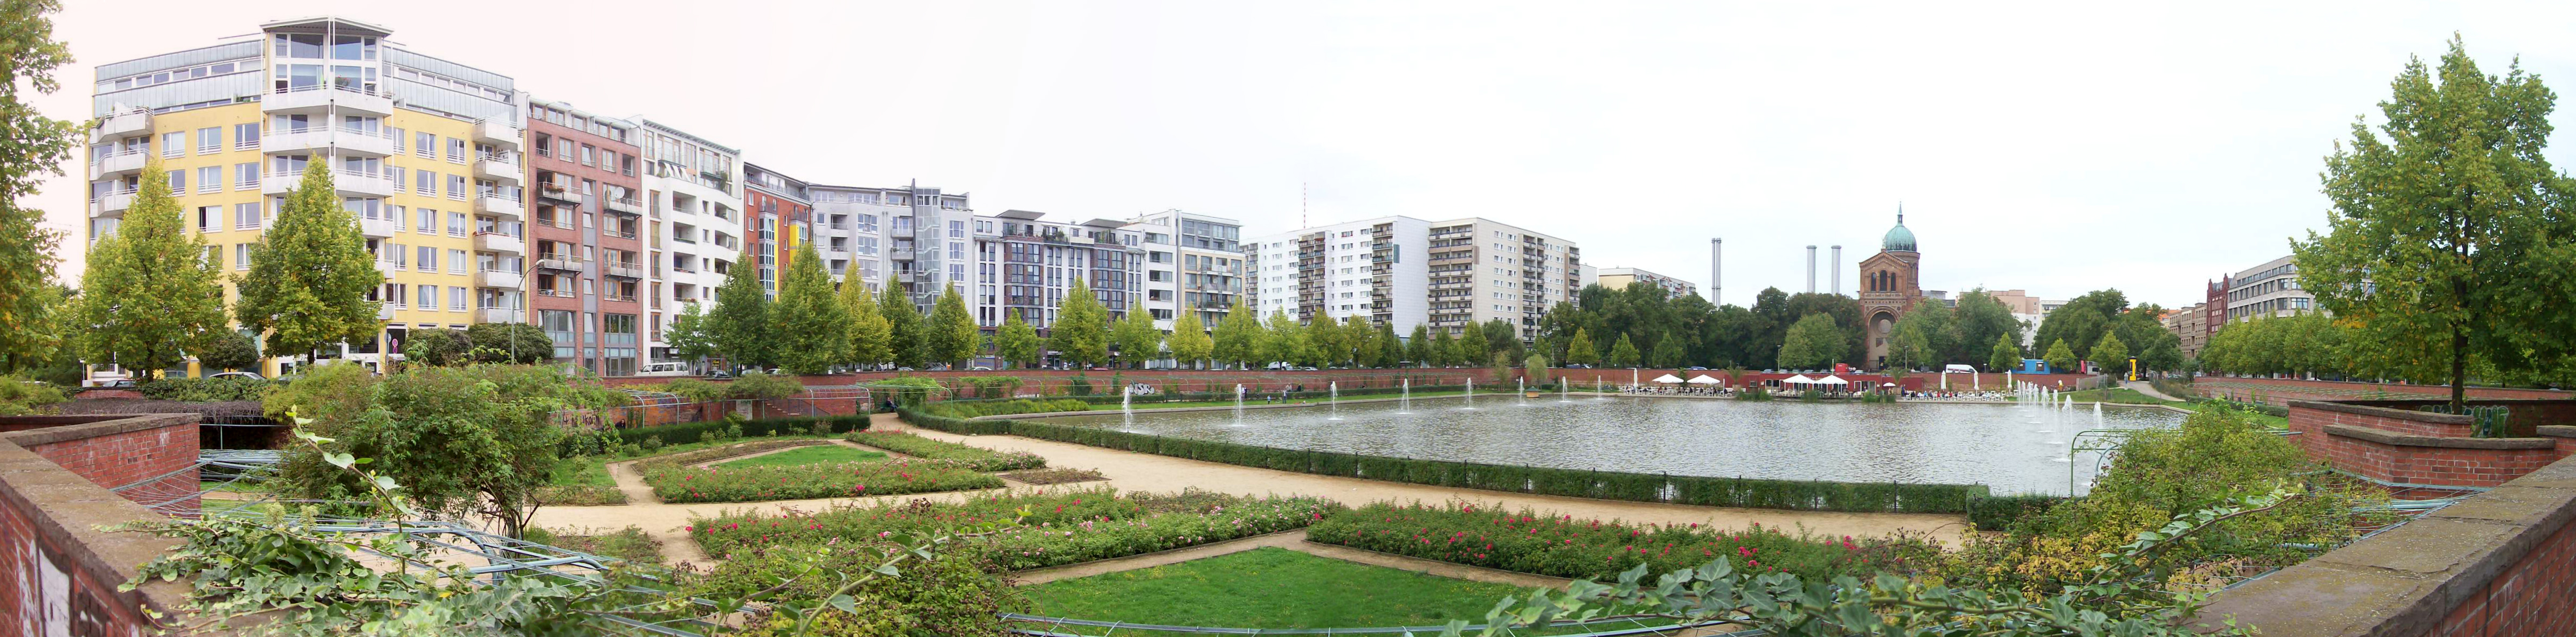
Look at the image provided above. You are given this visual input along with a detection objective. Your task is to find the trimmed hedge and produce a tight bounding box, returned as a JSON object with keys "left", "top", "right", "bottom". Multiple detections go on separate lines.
{"left": 1966, "top": 494, "right": 2067, "bottom": 531}
{"left": 606, "top": 414, "right": 874, "bottom": 448}
{"left": 894, "top": 407, "right": 1990, "bottom": 514}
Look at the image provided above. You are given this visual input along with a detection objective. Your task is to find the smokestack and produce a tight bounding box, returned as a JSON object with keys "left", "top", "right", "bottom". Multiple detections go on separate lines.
{"left": 1805, "top": 245, "right": 1817, "bottom": 294}
{"left": 1710, "top": 238, "right": 1722, "bottom": 306}
{"left": 1831, "top": 246, "right": 1842, "bottom": 295}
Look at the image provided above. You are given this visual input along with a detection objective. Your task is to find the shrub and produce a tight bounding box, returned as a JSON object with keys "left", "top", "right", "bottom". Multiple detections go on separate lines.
{"left": 728, "top": 371, "right": 804, "bottom": 400}
{"left": 137, "top": 376, "right": 278, "bottom": 401}
{"left": 690, "top": 487, "right": 1341, "bottom": 571}
{"left": 1307, "top": 501, "right": 1939, "bottom": 583}
{"left": 594, "top": 414, "right": 872, "bottom": 450}
{"left": 650, "top": 378, "right": 732, "bottom": 403}
{"left": 637, "top": 452, "right": 1000, "bottom": 503}
{"left": 1965, "top": 494, "right": 2066, "bottom": 531}
{"left": 845, "top": 431, "right": 1045, "bottom": 471}
{"left": 699, "top": 549, "right": 1024, "bottom": 637}
{"left": 0, "top": 375, "right": 68, "bottom": 416}
{"left": 921, "top": 398, "right": 1090, "bottom": 419}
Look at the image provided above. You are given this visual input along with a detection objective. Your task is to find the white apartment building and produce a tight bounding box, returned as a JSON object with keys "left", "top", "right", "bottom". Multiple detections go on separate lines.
{"left": 794, "top": 182, "right": 976, "bottom": 314}
{"left": 1245, "top": 217, "right": 1434, "bottom": 335}
{"left": 2221, "top": 254, "right": 2318, "bottom": 323}
{"left": 636, "top": 120, "right": 742, "bottom": 364}
{"left": 1122, "top": 210, "right": 1245, "bottom": 331}
{"left": 1424, "top": 218, "right": 1580, "bottom": 341}
{"left": 1580, "top": 266, "right": 1699, "bottom": 300}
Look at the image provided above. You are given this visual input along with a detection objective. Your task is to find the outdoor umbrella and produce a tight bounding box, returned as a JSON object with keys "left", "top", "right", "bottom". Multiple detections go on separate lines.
{"left": 1816, "top": 375, "right": 1849, "bottom": 385}
{"left": 1687, "top": 375, "right": 1721, "bottom": 384}
{"left": 1651, "top": 373, "right": 1684, "bottom": 383}
{"left": 1783, "top": 374, "right": 1814, "bottom": 385}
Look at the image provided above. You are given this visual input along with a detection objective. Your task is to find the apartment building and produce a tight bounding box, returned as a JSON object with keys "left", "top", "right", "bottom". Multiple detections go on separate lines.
{"left": 523, "top": 100, "right": 644, "bottom": 375}
{"left": 741, "top": 163, "right": 813, "bottom": 296}
{"left": 84, "top": 16, "right": 524, "bottom": 376}
{"left": 1245, "top": 217, "right": 1433, "bottom": 335}
{"left": 1121, "top": 210, "right": 1244, "bottom": 331}
{"left": 791, "top": 182, "right": 974, "bottom": 311}
{"left": 2164, "top": 301, "right": 2210, "bottom": 359}
{"left": 974, "top": 211, "right": 1147, "bottom": 333}
{"left": 1424, "top": 219, "right": 1580, "bottom": 341}
{"left": 2219, "top": 254, "right": 2318, "bottom": 323}
{"left": 1582, "top": 266, "right": 1697, "bottom": 300}
{"left": 636, "top": 120, "right": 742, "bottom": 365}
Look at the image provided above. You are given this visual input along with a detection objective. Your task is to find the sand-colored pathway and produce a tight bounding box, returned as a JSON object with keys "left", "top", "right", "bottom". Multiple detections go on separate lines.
{"left": 536, "top": 413, "right": 1967, "bottom": 568}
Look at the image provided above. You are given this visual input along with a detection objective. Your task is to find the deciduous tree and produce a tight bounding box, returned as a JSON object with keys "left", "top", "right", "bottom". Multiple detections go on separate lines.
{"left": 2091, "top": 331, "right": 2129, "bottom": 375}
{"left": 879, "top": 283, "right": 926, "bottom": 369}
{"left": 2043, "top": 338, "right": 2078, "bottom": 373}
{"left": 1607, "top": 334, "right": 1641, "bottom": 368}
{"left": 235, "top": 163, "right": 382, "bottom": 364}
{"left": 0, "top": 4, "right": 73, "bottom": 377}
{"left": 1563, "top": 328, "right": 1598, "bottom": 366}
{"left": 197, "top": 331, "right": 260, "bottom": 372}
{"left": 1210, "top": 302, "right": 1259, "bottom": 369}
{"left": 1405, "top": 324, "right": 1432, "bottom": 367}
{"left": 464, "top": 323, "right": 551, "bottom": 365}
{"left": 995, "top": 310, "right": 1042, "bottom": 369}
{"left": 1048, "top": 279, "right": 1109, "bottom": 366}
{"left": 1988, "top": 332, "right": 2022, "bottom": 372}
{"left": 927, "top": 285, "right": 979, "bottom": 368}
{"left": 771, "top": 243, "right": 852, "bottom": 375}
{"left": 838, "top": 278, "right": 892, "bottom": 368}
{"left": 706, "top": 259, "right": 774, "bottom": 370}
{"left": 1774, "top": 313, "right": 1846, "bottom": 370}
{"left": 73, "top": 160, "right": 228, "bottom": 377}
{"left": 665, "top": 302, "right": 716, "bottom": 367}
{"left": 1108, "top": 304, "right": 1162, "bottom": 368}
{"left": 1166, "top": 311, "right": 1213, "bottom": 369}
{"left": 1259, "top": 309, "right": 1308, "bottom": 366}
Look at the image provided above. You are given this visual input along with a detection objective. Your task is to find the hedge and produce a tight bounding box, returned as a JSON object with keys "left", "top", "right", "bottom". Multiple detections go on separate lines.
{"left": 1965, "top": 494, "right": 2067, "bottom": 531}
{"left": 605, "top": 414, "right": 874, "bottom": 448}
{"left": 894, "top": 407, "right": 1991, "bottom": 515}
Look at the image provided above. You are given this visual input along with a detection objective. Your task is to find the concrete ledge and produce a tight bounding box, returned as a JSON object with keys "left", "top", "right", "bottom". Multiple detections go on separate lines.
{"left": 2322, "top": 424, "right": 2556, "bottom": 449}
{"left": 1, "top": 413, "right": 198, "bottom": 447}
{"left": 2289, "top": 400, "right": 2473, "bottom": 424}
{"left": 2537, "top": 425, "right": 2576, "bottom": 439}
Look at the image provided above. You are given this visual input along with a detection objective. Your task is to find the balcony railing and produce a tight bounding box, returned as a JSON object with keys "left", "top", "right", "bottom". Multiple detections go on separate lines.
{"left": 536, "top": 289, "right": 577, "bottom": 299}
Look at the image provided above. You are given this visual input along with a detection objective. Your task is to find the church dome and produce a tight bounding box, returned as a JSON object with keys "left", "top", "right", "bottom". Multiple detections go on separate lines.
{"left": 1882, "top": 212, "right": 1916, "bottom": 252}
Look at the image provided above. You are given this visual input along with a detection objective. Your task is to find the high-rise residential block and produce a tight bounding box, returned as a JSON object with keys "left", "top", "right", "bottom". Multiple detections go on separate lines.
{"left": 1245, "top": 216, "right": 1576, "bottom": 342}
{"left": 742, "top": 163, "right": 812, "bottom": 296}
{"left": 1122, "top": 210, "right": 1244, "bottom": 330}
{"left": 636, "top": 120, "right": 742, "bottom": 365}
{"left": 1580, "top": 266, "right": 1699, "bottom": 300}
{"left": 975, "top": 211, "right": 1147, "bottom": 332}
{"left": 85, "top": 16, "right": 524, "bottom": 375}
{"left": 524, "top": 100, "right": 644, "bottom": 375}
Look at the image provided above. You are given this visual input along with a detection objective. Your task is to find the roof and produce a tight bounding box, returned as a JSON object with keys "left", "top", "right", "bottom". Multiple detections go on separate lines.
{"left": 993, "top": 210, "right": 1047, "bottom": 220}
{"left": 260, "top": 16, "right": 394, "bottom": 36}
{"left": 1882, "top": 208, "right": 1917, "bottom": 252}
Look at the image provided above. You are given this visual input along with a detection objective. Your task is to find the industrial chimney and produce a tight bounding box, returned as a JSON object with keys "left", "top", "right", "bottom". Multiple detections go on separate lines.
{"left": 1831, "top": 246, "right": 1842, "bottom": 295}
{"left": 1710, "top": 238, "right": 1722, "bottom": 306}
{"left": 1805, "top": 245, "right": 1817, "bottom": 294}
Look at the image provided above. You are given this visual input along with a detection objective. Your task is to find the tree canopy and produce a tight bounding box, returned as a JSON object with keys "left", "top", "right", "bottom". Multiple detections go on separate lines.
{"left": 771, "top": 243, "right": 850, "bottom": 375}
{"left": 235, "top": 163, "right": 383, "bottom": 363}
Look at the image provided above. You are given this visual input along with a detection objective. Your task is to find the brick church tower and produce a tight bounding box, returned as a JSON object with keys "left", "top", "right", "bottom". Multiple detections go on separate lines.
{"left": 1857, "top": 207, "right": 1923, "bottom": 370}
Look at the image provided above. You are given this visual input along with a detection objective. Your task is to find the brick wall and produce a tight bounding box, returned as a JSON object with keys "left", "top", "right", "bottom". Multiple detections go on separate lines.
{"left": 2195, "top": 377, "right": 2574, "bottom": 406}
{"left": 605, "top": 368, "right": 2104, "bottom": 394}
{"left": 0, "top": 414, "right": 196, "bottom": 635}
{"left": 2285, "top": 401, "right": 2576, "bottom": 489}
{"left": 2199, "top": 452, "right": 2576, "bottom": 636}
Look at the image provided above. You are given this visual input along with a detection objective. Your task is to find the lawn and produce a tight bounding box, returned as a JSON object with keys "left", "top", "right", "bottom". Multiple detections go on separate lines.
{"left": 713, "top": 445, "right": 886, "bottom": 469}
{"left": 527, "top": 526, "right": 664, "bottom": 565}
{"left": 1020, "top": 547, "right": 1530, "bottom": 628}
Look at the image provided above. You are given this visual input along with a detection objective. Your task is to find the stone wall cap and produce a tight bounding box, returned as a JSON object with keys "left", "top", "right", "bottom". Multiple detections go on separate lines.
{"left": 2322, "top": 424, "right": 2555, "bottom": 449}
{"left": 1, "top": 413, "right": 199, "bottom": 447}
{"left": 2536, "top": 424, "right": 2576, "bottom": 439}
{"left": 2289, "top": 400, "right": 2473, "bottom": 424}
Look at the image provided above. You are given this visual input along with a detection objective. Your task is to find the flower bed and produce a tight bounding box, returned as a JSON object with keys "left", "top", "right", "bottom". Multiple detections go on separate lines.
{"left": 689, "top": 487, "right": 1341, "bottom": 571}
{"left": 635, "top": 441, "right": 1002, "bottom": 503}
{"left": 844, "top": 431, "right": 1045, "bottom": 471}
{"left": 1306, "top": 502, "right": 1939, "bottom": 583}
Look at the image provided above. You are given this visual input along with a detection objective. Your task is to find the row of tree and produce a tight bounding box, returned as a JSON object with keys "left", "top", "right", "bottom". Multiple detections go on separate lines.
{"left": 665, "top": 241, "right": 982, "bottom": 374}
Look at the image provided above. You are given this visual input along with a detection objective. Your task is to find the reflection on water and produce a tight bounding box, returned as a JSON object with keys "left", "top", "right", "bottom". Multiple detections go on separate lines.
{"left": 1040, "top": 396, "right": 2182, "bottom": 495}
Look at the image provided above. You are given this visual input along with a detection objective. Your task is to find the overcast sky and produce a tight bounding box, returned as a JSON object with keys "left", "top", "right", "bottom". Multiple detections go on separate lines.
{"left": 37, "top": 1, "right": 2576, "bottom": 309}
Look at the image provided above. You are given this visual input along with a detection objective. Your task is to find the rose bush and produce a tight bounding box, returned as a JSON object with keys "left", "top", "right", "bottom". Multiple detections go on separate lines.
{"left": 844, "top": 431, "right": 1046, "bottom": 471}
{"left": 690, "top": 487, "right": 1341, "bottom": 570}
{"left": 639, "top": 456, "right": 1001, "bottom": 503}
{"left": 1307, "top": 501, "right": 1939, "bottom": 583}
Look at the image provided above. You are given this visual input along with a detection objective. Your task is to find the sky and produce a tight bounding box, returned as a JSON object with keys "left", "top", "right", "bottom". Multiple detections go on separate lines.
{"left": 36, "top": 1, "right": 2576, "bottom": 309}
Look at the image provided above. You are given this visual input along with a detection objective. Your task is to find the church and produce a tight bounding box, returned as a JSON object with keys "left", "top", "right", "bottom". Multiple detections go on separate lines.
{"left": 1856, "top": 210, "right": 1923, "bottom": 370}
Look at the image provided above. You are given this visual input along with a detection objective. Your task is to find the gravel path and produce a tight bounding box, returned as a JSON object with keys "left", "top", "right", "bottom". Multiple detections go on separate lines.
{"left": 538, "top": 412, "right": 1970, "bottom": 569}
{"left": 2122, "top": 380, "right": 2184, "bottom": 402}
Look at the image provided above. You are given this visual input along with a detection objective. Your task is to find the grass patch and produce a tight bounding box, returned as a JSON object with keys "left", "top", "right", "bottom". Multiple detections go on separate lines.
{"left": 715, "top": 445, "right": 888, "bottom": 469}
{"left": 844, "top": 431, "right": 1045, "bottom": 470}
{"left": 1020, "top": 547, "right": 1524, "bottom": 628}
{"left": 527, "top": 525, "right": 665, "bottom": 565}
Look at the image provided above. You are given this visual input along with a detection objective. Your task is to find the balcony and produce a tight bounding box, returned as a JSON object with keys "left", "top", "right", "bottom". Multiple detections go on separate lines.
{"left": 91, "top": 189, "right": 136, "bottom": 218}
{"left": 534, "top": 182, "right": 581, "bottom": 205}
{"left": 359, "top": 216, "right": 400, "bottom": 238}
{"left": 603, "top": 197, "right": 641, "bottom": 216}
{"left": 477, "top": 269, "right": 522, "bottom": 289}
{"left": 534, "top": 254, "right": 586, "bottom": 272}
{"left": 473, "top": 154, "right": 521, "bottom": 182}
{"left": 602, "top": 292, "right": 636, "bottom": 303}
{"left": 264, "top": 84, "right": 392, "bottom": 116}
{"left": 473, "top": 231, "right": 524, "bottom": 254}
{"left": 535, "top": 288, "right": 577, "bottom": 299}
{"left": 600, "top": 262, "right": 644, "bottom": 279}
{"left": 92, "top": 148, "right": 148, "bottom": 177}
{"left": 89, "top": 109, "right": 150, "bottom": 143}
{"left": 475, "top": 307, "right": 524, "bottom": 323}
{"left": 265, "top": 169, "right": 393, "bottom": 197}
{"left": 262, "top": 126, "right": 397, "bottom": 156}
{"left": 476, "top": 191, "right": 524, "bottom": 217}
{"left": 888, "top": 248, "right": 917, "bottom": 261}
{"left": 474, "top": 118, "right": 521, "bottom": 148}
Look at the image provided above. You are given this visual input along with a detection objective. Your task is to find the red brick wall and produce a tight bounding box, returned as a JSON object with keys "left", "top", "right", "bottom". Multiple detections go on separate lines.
{"left": 0, "top": 486, "right": 162, "bottom": 636}
{"left": 25, "top": 420, "right": 200, "bottom": 495}
{"left": 2287, "top": 403, "right": 2574, "bottom": 488}
{"left": 2197, "top": 377, "right": 2574, "bottom": 405}
{"left": 2433, "top": 494, "right": 2576, "bottom": 636}
{"left": 0, "top": 414, "right": 196, "bottom": 635}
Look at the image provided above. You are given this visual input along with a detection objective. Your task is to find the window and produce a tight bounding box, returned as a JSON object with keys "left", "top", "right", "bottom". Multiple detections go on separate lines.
{"left": 232, "top": 123, "right": 259, "bottom": 150}
{"left": 579, "top": 144, "right": 594, "bottom": 166}
{"left": 451, "top": 287, "right": 467, "bottom": 311}
{"left": 234, "top": 243, "right": 250, "bottom": 269}
{"left": 390, "top": 127, "right": 405, "bottom": 154}
{"left": 389, "top": 205, "right": 406, "bottom": 231}
{"left": 446, "top": 137, "right": 466, "bottom": 163}
{"left": 196, "top": 127, "right": 221, "bottom": 154}
{"left": 234, "top": 203, "right": 260, "bottom": 230}
{"left": 161, "top": 131, "right": 183, "bottom": 157}
{"left": 448, "top": 249, "right": 467, "bottom": 274}
{"left": 196, "top": 166, "right": 220, "bottom": 193}
{"left": 447, "top": 175, "right": 467, "bottom": 200}
{"left": 418, "top": 285, "right": 437, "bottom": 308}
{"left": 234, "top": 163, "right": 258, "bottom": 190}
{"left": 417, "top": 208, "right": 437, "bottom": 234}
{"left": 196, "top": 206, "right": 218, "bottom": 232}
{"left": 417, "top": 246, "right": 435, "bottom": 269}
{"left": 448, "top": 212, "right": 467, "bottom": 236}
{"left": 414, "top": 169, "right": 435, "bottom": 195}
{"left": 414, "top": 131, "right": 434, "bottom": 158}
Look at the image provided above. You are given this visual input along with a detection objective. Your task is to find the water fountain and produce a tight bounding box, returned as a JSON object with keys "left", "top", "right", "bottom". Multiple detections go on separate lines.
{"left": 1328, "top": 382, "right": 1342, "bottom": 420}
{"left": 1462, "top": 378, "right": 1476, "bottom": 410}
{"left": 1233, "top": 384, "right": 1247, "bottom": 426}
{"left": 1121, "top": 385, "right": 1136, "bottom": 429}
{"left": 1595, "top": 378, "right": 1607, "bottom": 399}
{"left": 1397, "top": 378, "right": 1412, "bottom": 414}
{"left": 2092, "top": 401, "right": 2103, "bottom": 427}
{"left": 1517, "top": 377, "right": 1528, "bottom": 406}
{"left": 1559, "top": 379, "right": 1572, "bottom": 403}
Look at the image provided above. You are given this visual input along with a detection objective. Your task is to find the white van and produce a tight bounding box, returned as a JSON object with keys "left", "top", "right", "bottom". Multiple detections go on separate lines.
{"left": 639, "top": 362, "right": 693, "bottom": 376}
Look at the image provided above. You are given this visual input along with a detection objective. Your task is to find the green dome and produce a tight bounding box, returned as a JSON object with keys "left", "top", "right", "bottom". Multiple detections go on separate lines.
{"left": 1882, "top": 213, "right": 1917, "bottom": 252}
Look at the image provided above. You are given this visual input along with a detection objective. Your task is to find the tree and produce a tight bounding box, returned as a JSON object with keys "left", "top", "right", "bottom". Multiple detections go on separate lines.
{"left": 1647, "top": 337, "right": 1684, "bottom": 369}
{"left": 879, "top": 283, "right": 926, "bottom": 369}
{"left": 198, "top": 331, "right": 260, "bottom": 372}
{"left": 2141, "top": 335, "right": 2185, "bottom": 375}
{"left": 838, "top": 278, "right": 892, "bottom": 369}
{"left": 2043, "top": 338, "right": 2078, "bottom": 373}
{"left": 926, "top": 285, "right": 979, "bottom": 368}
{"left": 71, "top": 160, "right": 227, "bottom": 377}
{"left": 1524, "top": 353, "right": 1550, "bottom": 386}
{"left": 1108, "top": 305, "right": 1162, "bottom": 368}
{"left": 1374, "top": 322, "right": 1403, "bottom": 368}
{"left": 995, "top": 310, "right": 1042, "bottom": 369}
{"left": 1563, "top": 328, "right": 1599, "bottom": 366}
{"left": 2091, "top": 331, "right": 2130, "bottom": 376}
{"left": 1210, "top": 303, "right": 1259, "bottom": 369}
{"left": 464, "top": 323, "right": 551, "bottom": 365}
{"left": 1428, "top": 329, "right": 1456, "bottom": 367}
{"left": 665, "top": 302, "right": 716, "bottom": 368}
{"left": 1049, "top": 279, "right": 1109, "bottom": 367}
{"left": 1774, "top": 313, "right": 1847, "bottom": 370}
{"left": 2032, "top": 289, "right": 2127, "bottom": 364}
{"left": 1342, "top": 315, "right": 1376, "bottom": 368}
{"left": 1988, "top": 332, "right": 2022, "bottom": 372}
{"left": 234, "top": 162, "right": 383, "bottom": 365}
{"left": 1166, "top": 311, "right": 1213, "bottom": 369}
{"left": 1455, "top": 323, "right": 1489, "bottom": 368}
{"left": 706, "top": 259, "right": 774, "bottom": 370}
{"left": 399, "top": 329, "right": 471, "bottom": 367}
{"left": 1306, "top": 317, "right": 1345, "bottom": 368}
{"left": 771, "top": 243, "right": 851, "bottom": 375}
{"left": 0, "top": 2, "right": 74, "bottom": 377}
{"left": 1259, "top": 310, "right": 1308, "bottom": 366}
{"left": 1405, "top": 324, "right": 1432, "bottom": 367}
{"left": 2295, "top": 37, "right": 2576, "bottom": 408}
{"left": 1887, "top": 319, "right": 1932, "bottom": 372}
{"left": 1607, "top": 334, "right": 1642, "bottom": 368}
{"left": 1953, "top": 289, "right": 2026, "bottom": 368}
{"left": 272, "top": 364, "right": 624, "bottom": 538}
{"left": 1483, "top": 317, "right": 1524, "bottom": 364}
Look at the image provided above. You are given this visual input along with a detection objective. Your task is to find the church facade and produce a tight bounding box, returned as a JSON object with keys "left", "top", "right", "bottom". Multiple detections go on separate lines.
{"left": 1856, "top": 211, "right": 1923, "bottom": 369}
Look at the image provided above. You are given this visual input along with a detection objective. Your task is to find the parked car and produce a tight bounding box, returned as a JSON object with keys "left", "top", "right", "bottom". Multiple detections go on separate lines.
{"left": 206, "top": 371, "right": 265, "bottom": 380}
{"left": 705, "top": 370, "right": 734, "bottom": 379}
{"left": 970, "top": 366, "right": 993, "bottom": 371}
{"left": 1683, "top": 366, "right": 1708, "bottom": 371}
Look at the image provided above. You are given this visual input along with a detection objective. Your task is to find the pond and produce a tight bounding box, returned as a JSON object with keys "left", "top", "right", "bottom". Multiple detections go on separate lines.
{"left": 1035, "top": 396, "right": 2184, "bottom": 496}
